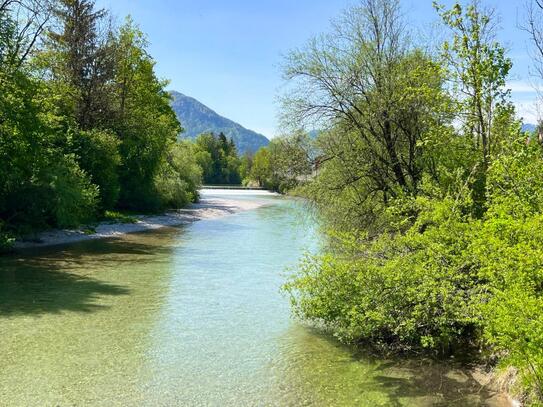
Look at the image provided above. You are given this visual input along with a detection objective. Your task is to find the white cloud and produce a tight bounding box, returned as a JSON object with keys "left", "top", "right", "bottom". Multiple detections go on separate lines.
{"left": 507, "top": 82, "right": 540, "bottom": 122}
{"left": 515, "top": 100, "right": 540, "bottom": 123}
{"left": 507, "top": 80, "right": 542, "bottom": 93}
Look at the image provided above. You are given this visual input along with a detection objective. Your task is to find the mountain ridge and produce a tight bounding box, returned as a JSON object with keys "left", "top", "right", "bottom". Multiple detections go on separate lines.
{"left": 522, "top": 123, "right": 537, "bottom": 133}
{"left": 170, "top": 91, "right": 269, "bottom": 154}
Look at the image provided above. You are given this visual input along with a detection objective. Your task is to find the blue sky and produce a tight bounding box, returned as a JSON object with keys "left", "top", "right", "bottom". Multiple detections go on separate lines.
{"left": 95, "top": 0, "right": 539, "bottom": 138}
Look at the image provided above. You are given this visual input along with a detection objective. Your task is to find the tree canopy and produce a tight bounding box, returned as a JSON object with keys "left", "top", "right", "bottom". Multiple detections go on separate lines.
{"left": 0, "top": 0, "right": 202, "bottom": 248}
{"left": 277, "top": 1, "right": 543, "bottom": 403}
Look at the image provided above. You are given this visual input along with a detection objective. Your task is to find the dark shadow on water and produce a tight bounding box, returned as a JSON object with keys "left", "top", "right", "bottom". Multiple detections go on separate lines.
{"left": 349, "top": 346, "right": 498, "bottom": 406}
{"left": 298, "top": 326, "right": 503, "bottom": 406}
{"left": 0, "top": 265, "right": 130, "bottom": 316}
{"left": 367, "top": 363, "right": 497, "bottom": 406}
{"left": 29, "top": 230, "right": 176, "bottom": 257}
{"left": 0, "top": 238, "right": 173, "bottom": 316}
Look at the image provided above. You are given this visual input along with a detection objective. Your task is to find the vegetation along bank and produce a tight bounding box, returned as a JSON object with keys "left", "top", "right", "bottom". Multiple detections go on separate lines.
{"left": 4, "top": 0, "right": 543, "bottom": 404}
{"left": 276, "top": 1, "right": 543, "bottom": 405}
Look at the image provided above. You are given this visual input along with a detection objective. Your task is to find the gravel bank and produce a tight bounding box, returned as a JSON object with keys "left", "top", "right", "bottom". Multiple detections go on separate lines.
{"left": 13, "top": 190, "right": 277, "bottom": 250}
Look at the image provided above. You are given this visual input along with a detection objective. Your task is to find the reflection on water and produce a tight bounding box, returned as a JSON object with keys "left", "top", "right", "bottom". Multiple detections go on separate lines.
{"left": 0, "top": 193, "right": 508, "bottom": 406}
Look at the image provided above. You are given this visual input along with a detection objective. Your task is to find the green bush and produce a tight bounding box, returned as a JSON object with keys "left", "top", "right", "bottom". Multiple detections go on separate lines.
{"left": 0, "top": 222, "right": 14, "bottom": 253}
{"left": 71, "top": 129, "right": 121, "bottom": 211}
{"left": 193, "top": 133, "right": 241, "bottom": 185}
{"left": 103, "top": 210, "right": 137, "bottom": 224}
{"left": 285, "top": 194, "right": 482, "bottom": 353}
{"left": 155, "top": 141, "right": 202, "bottom": 209}
{"left": 46, "top": 155, "right": 99, "bottom": 228}
{"left": 0, "top": 71, "right": 99, "bottom": 233}
{"left": 285, "top": 134, "right": 543, "bottom": 401}
{"left": 475, "top": 136, "right": 543, "bottom": 402}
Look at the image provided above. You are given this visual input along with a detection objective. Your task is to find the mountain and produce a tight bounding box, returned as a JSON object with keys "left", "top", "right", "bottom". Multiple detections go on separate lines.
{"left": 522, "top": 123, "right": 537, "bottom": 133}
{"left": 170, "top": 91, "right": 269, "bottom": 154}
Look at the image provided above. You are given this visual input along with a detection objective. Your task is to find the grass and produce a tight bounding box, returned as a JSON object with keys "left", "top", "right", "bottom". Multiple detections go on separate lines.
{"left": 82, "top": 227, "right": 97, "bottom": 235}
{"left": 102, "top": 210, "right": 138, "bottom": 224}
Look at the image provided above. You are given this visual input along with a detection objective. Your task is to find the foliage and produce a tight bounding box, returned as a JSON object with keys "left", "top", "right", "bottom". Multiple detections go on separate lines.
{"left": 0, "top": 222, "right": 15, "bottom": 253}
{"left": 155, "top": 141, "right": 202, "bottom": 208}
{"left": 194, "top": 132, "right": 241, "bottom": 185}
{"left": 71, "top": 129, "right": 121, "bottom": 210}
{"left": 46, "top": 155, "right": 99, "bottom": 227}
{"left": 103, "top": 210, "right": 137, "bottom": 224}
{"left": 246, "top": 132, "right": 314, "bottom": 192}
{"left": 0, "top": 67, "right": 97, "bottom": 232}
{"left": 435, "top": 0, "right": 512, "bottom": 164}
{"left": 281, "top": 0, "right": 456, "bottom": 229}
{"left": 239, "top": 153, "right": 253, "bottom": 183}
{"left": 286, "top": 189, "right": 481, "bottom": 353}
{"left": 281, "top": 0, "right": 543, "bottom": 403}
{"left": 286, "top": 135, "right": 543, "bottom": 400}
{"left": 249, "top": 147, "right": 271, "bottom": 187}
{"left": 435, "top": 0, "right": 513, "bottom": 215}
{"left": 47, "top": 0, "right": 115, "bottom": 129}
{"left": 0, "top": 0, "right": 201, "bottom": 241}
{"left": 111, "top": 18, "right": 182, "bottom": 211}
{"left": 477, "top": 134, "right": 543, "bottom": 402}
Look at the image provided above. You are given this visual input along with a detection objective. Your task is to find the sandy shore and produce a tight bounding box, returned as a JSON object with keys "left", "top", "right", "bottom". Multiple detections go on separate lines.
{"left": 13, "top": 190, "right": 277, "bottom": 250}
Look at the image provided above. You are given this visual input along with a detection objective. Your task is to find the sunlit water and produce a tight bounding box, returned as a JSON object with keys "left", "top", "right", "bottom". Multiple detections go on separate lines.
{"left": 0, "top": 191, "right": 509, "bottom": 406}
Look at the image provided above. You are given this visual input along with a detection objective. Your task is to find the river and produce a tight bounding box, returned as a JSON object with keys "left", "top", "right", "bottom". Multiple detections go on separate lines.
{"left": 0, "top": 190, "right": 509, "bottom": 406}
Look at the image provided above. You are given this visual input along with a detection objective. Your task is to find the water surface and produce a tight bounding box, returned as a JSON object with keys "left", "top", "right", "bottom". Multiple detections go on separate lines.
{"left": 0, "top": 191, "right": 509, "bottom": 406}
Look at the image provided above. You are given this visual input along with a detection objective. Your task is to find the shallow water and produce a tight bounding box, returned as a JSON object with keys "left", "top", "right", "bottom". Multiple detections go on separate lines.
{"left": 0, "top": 191, "right": 509, "bottom": 406}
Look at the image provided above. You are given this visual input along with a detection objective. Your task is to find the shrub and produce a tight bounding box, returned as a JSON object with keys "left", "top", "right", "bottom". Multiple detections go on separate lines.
{"left": 155, "top": 141, "right": 202, "bottom": 209}
{"left": 71, "top": 129, "right": 121, "bottom": 211}
{"left": 285, "top": 195, "right": 483, "bottom": 353}
{"left": 46, "top": 155, "right": 99, "bottom": 228}
{"left": 0, "top": 222, "right": 14, "bottom": 253}
{"left": 285, "top": 134, "right": 543, "bottom": 402}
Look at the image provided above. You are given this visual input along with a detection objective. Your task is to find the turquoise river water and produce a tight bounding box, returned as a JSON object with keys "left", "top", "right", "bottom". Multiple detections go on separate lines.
{"left": 0, "top": 191, "right": 510, "bottom": 406}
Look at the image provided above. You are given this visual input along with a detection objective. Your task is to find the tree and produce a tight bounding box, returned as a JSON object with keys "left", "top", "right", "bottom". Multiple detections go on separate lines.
{"left": 0, "top": 0, "right": 200, "bottom": 247}
{"left": 111, "top": 18, "right": 181, "bottom": 210}
{"left": 193, "top": 132, "right": 242, "bottom": 185}
{"left": 239, "top": 153, "right": 253, "bottom": 184}
{"left": 282, "top": 0, "right": 451, "bottom": 229}
{"left": 250, "top": 147, "right": 272, "bottom": 187}
{"left": 71, "top": 128, "right": 120, "bottom": 210}
{"left": 435, "top": 1, "right": 512, "bottom": 168}
{"left": 270, "top": 132, "right": 314, "bottom": 182}
{"left": 1, "top": 0, "right": 99, "bottom": 233}
{"left": 155, "top": 141, "right": 202, "bottom": 208}
{"left": 114, "top": 16, "right": 146, "bottom": 122}
{"left": 0, "top": 0, "right": 52, "bottom": 70}
{"left": 47, "top": 0, "right": 115, "bottom": 129}
{"left": 245, "top": 132, "right": 315, "bottom": 191}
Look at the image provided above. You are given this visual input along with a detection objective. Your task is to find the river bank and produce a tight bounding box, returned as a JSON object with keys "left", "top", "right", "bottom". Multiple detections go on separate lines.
{"left": 13, "top": 189, "right": 278, "bottom": 250}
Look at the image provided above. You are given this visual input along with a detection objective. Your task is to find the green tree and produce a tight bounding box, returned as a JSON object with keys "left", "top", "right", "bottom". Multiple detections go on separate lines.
{"left": 250, "top": 147, "right": 272, "bottom": 187}
{"left": 435, "top": 1, "right": 512, "bottom": 166}
{"left": 1, "top": 0, "right": 201, "bottom": 247}
{"left": 46, "top": 0, "right": 115, "bottom": 129}
{"left": 155, "top": 141, "right": 202, "bottom": 208}
{"left": 282, "top": 0, "right": 452, "bottom": 230}
{"left": 281, "top": 1, "right": 543, "bottom": 403}
{"left": 1, "top": 1, "right": 99, "bottom": 234}
{"left": 193, "top": 132, "right": 242, "bottom": 185}
{"left": 246, "top": 132, "right": 315, "bottom": 192}
{"left": 70, "top": 129, "right": 120, "bottom": 210}
{"left": 239, "top": 153, "right": 253, "bottom": 184}
{"left": 435, "top": 1, "right": 513, "bottom": 215}
{"left": 111, "top": 18, "right": 181, "bottom": 210}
